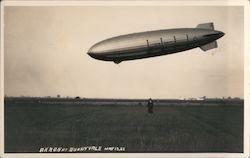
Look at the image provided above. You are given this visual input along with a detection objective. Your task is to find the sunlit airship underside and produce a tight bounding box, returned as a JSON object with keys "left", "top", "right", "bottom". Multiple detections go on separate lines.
{"left": 87, "top": 23, "right": 224, "bottom": 64}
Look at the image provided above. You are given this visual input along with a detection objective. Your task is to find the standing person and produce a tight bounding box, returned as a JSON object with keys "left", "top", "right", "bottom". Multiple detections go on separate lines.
{"left": 147, "top": 98, "right": 154, "bottom": 114}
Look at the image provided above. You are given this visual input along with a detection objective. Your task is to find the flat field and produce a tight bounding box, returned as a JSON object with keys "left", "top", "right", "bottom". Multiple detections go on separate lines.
{"left": 4, "top": 98, "right": 243, "bottom": 153}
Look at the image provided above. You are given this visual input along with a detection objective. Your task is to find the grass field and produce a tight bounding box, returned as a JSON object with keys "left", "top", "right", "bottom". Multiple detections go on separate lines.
{"left": 4, "top": 98, "right": 243, "bottom": 153}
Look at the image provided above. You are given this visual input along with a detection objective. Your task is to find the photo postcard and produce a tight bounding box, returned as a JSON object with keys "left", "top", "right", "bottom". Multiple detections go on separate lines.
{"left": 0, "top": 0, "right": 249, "bottom": 158}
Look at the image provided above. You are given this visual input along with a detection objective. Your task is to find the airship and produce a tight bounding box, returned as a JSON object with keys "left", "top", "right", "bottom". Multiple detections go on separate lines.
{"left": 87, "top": 23, "right": 224, "bottom": 64}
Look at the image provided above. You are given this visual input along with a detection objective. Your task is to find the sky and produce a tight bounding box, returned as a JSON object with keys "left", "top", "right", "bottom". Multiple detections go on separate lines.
{"left": 4, "top": 6, "right": 244, "bottom": 99}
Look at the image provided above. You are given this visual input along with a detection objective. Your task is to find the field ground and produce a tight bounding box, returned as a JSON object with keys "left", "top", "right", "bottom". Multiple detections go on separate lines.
{"left": 4, "top": 98, "right": 243, "bottom": 153}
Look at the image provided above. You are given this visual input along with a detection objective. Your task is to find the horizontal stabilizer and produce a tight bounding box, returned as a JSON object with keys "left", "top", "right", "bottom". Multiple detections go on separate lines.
{"left": 200, "top": 41, "right": 218, "bottom": 51}
{"left": 196, "top": 23, "right": 214, "bottom": 30}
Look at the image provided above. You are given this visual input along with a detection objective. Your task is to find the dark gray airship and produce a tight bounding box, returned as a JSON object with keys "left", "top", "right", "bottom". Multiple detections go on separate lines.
{"left": 87, "top": 23, "right": 224, "bottom": 64}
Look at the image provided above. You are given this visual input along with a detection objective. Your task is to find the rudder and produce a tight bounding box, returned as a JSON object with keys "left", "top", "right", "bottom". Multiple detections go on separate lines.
{"left": 200, "top": 41, "right": 218, "bottom": 51}
{"left": 196, "top": 22, "right": 214, "bottom": 30}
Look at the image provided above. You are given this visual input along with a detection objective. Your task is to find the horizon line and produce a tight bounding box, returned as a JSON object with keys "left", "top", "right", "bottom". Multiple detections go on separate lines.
{"left": 4, "top": 95, "right": 244, "bottom": 100}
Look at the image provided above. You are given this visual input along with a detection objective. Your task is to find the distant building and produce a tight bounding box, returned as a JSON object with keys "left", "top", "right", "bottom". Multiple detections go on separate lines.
{"left": 197, "top": 96, "right": 206, "bottom": 100}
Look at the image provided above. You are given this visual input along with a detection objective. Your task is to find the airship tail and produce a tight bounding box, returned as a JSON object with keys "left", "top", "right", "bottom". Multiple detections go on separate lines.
{"left": 196, "top": 22, "right": 214, "bottom": 30}
{"left": 197, "top": 22, "right": 223, "bottom": 51}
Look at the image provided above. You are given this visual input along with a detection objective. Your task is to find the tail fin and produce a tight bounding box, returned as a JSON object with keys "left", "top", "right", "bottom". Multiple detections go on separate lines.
{"left": 196, "top": 22, "right": 214, "bottom": 30}
{"left": 200, "top": 41, "right": 218, "bottom": 51}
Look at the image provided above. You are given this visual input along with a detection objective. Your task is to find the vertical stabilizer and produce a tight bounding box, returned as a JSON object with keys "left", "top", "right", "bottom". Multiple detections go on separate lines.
{"left": 196, "top": 23, "right": 214, "bottom": 30}
{"left": 200, "top": 41, "right": 218, "bottom": 51}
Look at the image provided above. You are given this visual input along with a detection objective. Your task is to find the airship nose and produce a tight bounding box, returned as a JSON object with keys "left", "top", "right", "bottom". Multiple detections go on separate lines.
{"left": 87, "top": 41, "right": 108, "bottom": 60}
{"left": 87, "top": 45, "right": 97, "bottom": 58}
{"left": 87, "top": 51, "right": 99, "bottom": 59}
{"left": 87, "top": 52, "right": 95, "bottom": 58}
{"left": 87, "top": 51, "right": 105, "bottom": 60}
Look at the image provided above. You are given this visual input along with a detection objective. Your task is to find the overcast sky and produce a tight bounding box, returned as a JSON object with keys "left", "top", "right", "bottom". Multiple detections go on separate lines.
{"left": 4, "top": 6, "right": 244, "bottom": 99}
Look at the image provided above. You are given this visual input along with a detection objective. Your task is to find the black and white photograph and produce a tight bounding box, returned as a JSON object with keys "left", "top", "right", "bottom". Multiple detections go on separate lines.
{"left": 0, "top": 0, "right": 249, "bottom": 157}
